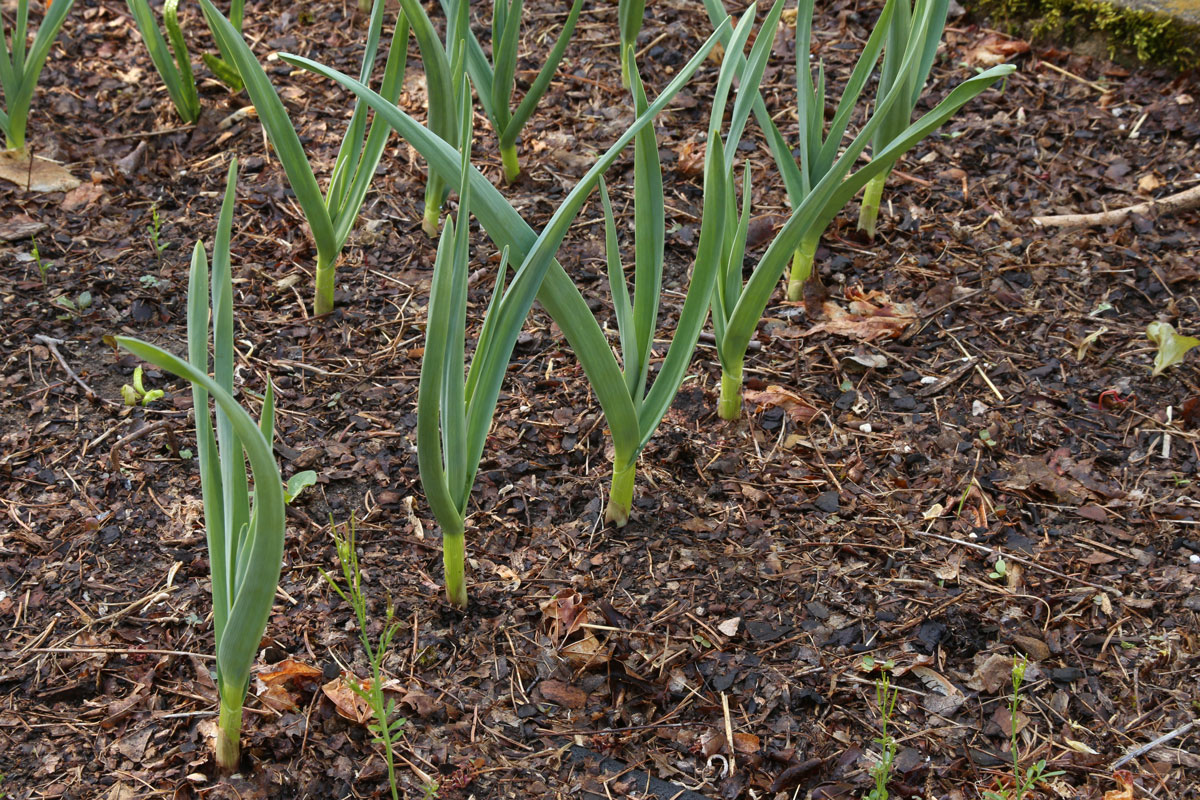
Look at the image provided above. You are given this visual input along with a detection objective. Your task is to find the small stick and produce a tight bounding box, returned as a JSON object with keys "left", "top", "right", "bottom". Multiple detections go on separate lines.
{"left": 1031, "top": 184, "right": 1200, "bottom": 229}
{"left": 914, "top": 529, "right": 1122, "bottom": 595}
{"left": 721, "top": 691, "right": 736, "bottom": 774}
{"left": 1111, "top": 721, "right": 1196, "bottom": 768}
{"left": 33, "top": 334, "right": 113, "bottom": 405}
{"left": 110, "top": 420, "right": 178, "bottom": 472}
{"left": 1037, "top": 59, "right": 1110, "bottom": 93}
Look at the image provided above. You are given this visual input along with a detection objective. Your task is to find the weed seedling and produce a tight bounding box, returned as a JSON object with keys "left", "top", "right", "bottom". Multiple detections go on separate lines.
{"left": 148, "top": 205, "right": 169, "bottom": 258}
{"left": 54, "top": 291, "right": 92, "bottom": 319}
{"left": 321, "top": 518, "right": 406, "bottom": 800}
{"left": 864, "top": 657, "right": 899, "bottom": 800}
{"left": 31, "top": 237, "right": 49, "bottom": 283}
{"left": 990, "top": 556, "right": 1008, "bottom": 580}
{"left": 984, "top": 658, "right": 1064, "bottom": 800}
{"left": 121, "top": 365, "right": 166, "bottom": 406}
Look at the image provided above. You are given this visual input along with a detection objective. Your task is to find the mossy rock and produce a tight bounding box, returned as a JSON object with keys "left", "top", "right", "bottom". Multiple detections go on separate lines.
{"left": 971, "top": 0, "right": 1200, "bottom": 70}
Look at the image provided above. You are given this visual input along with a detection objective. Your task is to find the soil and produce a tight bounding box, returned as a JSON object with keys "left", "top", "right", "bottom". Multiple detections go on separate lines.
{"left": 2, "top": 0, "right": 1199, "bottom": 799}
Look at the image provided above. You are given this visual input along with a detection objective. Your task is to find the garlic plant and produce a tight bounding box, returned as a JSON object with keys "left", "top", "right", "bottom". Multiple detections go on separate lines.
{"left": 198, "top": 0, "right": 407, "bottom": 316}
{"left": 116, "top": 160, "right": 285, "bottom": 773}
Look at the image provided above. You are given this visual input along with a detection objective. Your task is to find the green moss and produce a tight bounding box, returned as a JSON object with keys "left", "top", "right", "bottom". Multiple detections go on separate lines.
{"left": 975, "top": 0, "right": 1199, "bottom": 70}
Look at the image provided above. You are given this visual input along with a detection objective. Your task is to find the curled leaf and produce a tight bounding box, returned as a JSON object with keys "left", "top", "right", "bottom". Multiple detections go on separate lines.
{"left": 1147, "top": 321, "right": 1200, "bottom": 376}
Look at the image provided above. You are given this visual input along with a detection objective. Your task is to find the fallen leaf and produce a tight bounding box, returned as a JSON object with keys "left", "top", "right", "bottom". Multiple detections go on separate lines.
{"left": 1065, "top": 738, "right": 1100, "bottom": 755}
{"left": 322, "top": 674, "right": 374, "bottom": 724}
{"left": 560, "top": 627, "right": 610, "bottom": 667}
{"left": 1103, "top": 770, "right": 1135, "bottom": 800}
{"left": 1000, "top": 455, "right": 1089, "bottom": 504}
{"left": 540, "top": 588, "right": 589, "bottom": 640}
{"left": 717, "top": 617, "right": 741, "bottom": 637}
{"left": 743, "top": 385, "right": 819, "bottom": 423}
{"left": 400, "top": 685, "right": 440, "bottom": 717}
{"left": 733, "top": 732, "right": 761, "bottom": 753}
{"left": 803, "top": 286, "right": 917, "bottom": 342}
{"left": 675, "top": 139, "right": 705, "bottom": 177}
{"left": 62, "top": 180, "right": 106, "bottom": 212}
{"left": 966, "top": 653, "right": 1015, "bottom": 694}
{"left": 538, "top": 679, "right": 587, "bottom": 708}
{"left": 0, "top": 218, "right": 47, "bottom": 242}
{"left": 256, "top": 660, "right": 323, "bottom": 712}
{"left": 0, "top": 151, "right": 81, "bottom": 192}
{"left": 966, "top": 34, "right": 1030, "bottom": 66}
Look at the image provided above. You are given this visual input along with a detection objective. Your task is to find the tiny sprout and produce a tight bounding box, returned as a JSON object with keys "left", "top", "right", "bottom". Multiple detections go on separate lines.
{"left": 122, "top": 365, "right": 165, "bottom": 406}
{"left": 990, "top": 556, "right": 1008, "bottom": 580}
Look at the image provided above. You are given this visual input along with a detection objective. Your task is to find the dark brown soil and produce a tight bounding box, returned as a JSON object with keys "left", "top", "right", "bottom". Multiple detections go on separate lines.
{"left": 2, "top": 0, "right": 1199, "bottom": 799}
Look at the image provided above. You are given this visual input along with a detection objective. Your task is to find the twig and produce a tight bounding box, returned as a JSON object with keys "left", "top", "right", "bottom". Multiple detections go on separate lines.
{"left": 33, "top": 334, "right": 113, "bottom": 404}
{"left": 1031, "top": 184, "right": 1200, "bottom": 229}
{"left": 1037, "top": 59, "right": 1110, "bottom": 94}
{"left": 914, "top": 528, "right": 1123, "bottom": 595}
{"left": 1111, "top": 721, "right": 1196, "bottom": 769}
{"left": 110, "top": 420, "right": 178, "bottom": 472}
{"left": 15, "top": 646, "right": 214, "bottom": 660}
{"left": 721, "top": 691, "right": 736, "bottom": 774}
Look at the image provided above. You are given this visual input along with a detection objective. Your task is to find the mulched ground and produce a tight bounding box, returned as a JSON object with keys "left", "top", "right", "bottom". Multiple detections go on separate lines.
{"left": 2, "top": 0, "right": 1199, "bottom": 798}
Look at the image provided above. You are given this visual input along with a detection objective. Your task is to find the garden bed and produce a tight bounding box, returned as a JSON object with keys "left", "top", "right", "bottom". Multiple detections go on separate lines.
{"left": 1, "top": 0, "right": 1199, "bottom": 798}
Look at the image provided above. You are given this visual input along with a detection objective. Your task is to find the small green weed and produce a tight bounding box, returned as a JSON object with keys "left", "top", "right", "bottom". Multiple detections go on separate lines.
{"left": 31, "top": 237, "right": 49, "bottom": 283}
{"left": 321, "top": 518, "right": 406, "bottom": 800}
{"left": 147, "top": 205, "right": 169, "bottom": 258}
{"left": 864, "top": 658, "right": 899, "bottom": 800}
{"left": 984, "top": 658, "right": 1064, "bottom": 800}
{"left": 990, "top": 557, "right": 1009, "bottom": 580}
{"left": 121, "top": 365, "right": 165, "bottom": 406}
{"left": 54, "top": 291, "right": 92, "bottom": 319}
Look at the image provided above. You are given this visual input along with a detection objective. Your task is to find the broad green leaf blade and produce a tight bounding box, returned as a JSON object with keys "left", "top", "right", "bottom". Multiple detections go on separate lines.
{"left": 628, "top": 59, "right": 663, "bottom": 406}
{"left": 443, "top": 95, "right": 474, "bottom": 510}
{"left": 197, "top": 0, "right": 336, "bottom": 259}
{"left": 440, "top": 0, "right": 497, "bottom": 124}
{"left": 816, "top": 0, "right": 897, "bottom": 175}
{"left": 210, "top": 159, "right": 250, "bottom": 607}
{"left": 599, "top": 178, "right": 635, "bottom": 376}
{"left": 163, "top": 0, "right": 200, "bottom": 122}
{"left": 284, "top": 470, "right": 317, "bottom": 504}
{"left": 636, "top": 135, "right": 726, "bottom": 449}
{"left": 284, "top": 22, "right": 727, "bottom": 472}
{"left": 326, "top": 0, "right": 389, "bottom": 216}
{"left": 117, "top": 337, "right": 283, "bottom": 701}
{"left": 417, "top": 218, "right": 465, "bottom": 533}
{"left": 4, "top": 0, "right": 75, "bottom": 149}
{"left": 464, "top": 247, "right": 508, "bottom": 406}
{"left": 1147, "top": 321, "right": 1200, "bottom": 376}
{"left": 330, "top": 8, "right": 408, "bottom": 247}
{"left": 125, "top": 0, "right": 195, "bottom": 123}
{"left": 724, "top": 0, "right": 785, "bottom": 165}
{"left": 502, "top": 0, "right": 584, "bottom": 149}
{"left": 723, "top": 63, "right": 1014, "bottom": 367}
{"left": 186, "top": 239, "right": 228, "bottom": 643}
{"left": 490, "top": 0, "right": 523, "bottom": 133}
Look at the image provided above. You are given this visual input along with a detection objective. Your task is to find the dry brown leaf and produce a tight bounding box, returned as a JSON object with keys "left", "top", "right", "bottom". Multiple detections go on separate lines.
{"left": 541, "top": 588, "right": 589, "bottom": 640}
{"left": 561, "top": 627, "right": 610, "bottom": 667}
{"left": 62, "top": 180, "right": 106, "bottom": 212}
{"left": 733, "top": 732, "right": 760, "bottom": 753}
{"left": 538, "top": 679, "right": 587, "bottom": 709}
{"left": 1103, "top": 770, "right": 1135, "bottom": 800}
{"left": 967, "top": 653, "right": 1018, "bottom": 693}
{"left": 0, "top": 151, "right": 80, "bottom": 192}
{"left": 966, "top": 34, "right": 1030, "bottom": 66}
{"left": 322, "top": 674, "right": 374, "bottom": 724}
{"left": 803, "top": 287, "right": 917, "bottom": 342}
{"left": 256, "top": 660, "right": 323, "bottom": 712}
{"left": 743, "top": 385, "right": 819, "bottom": 423}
